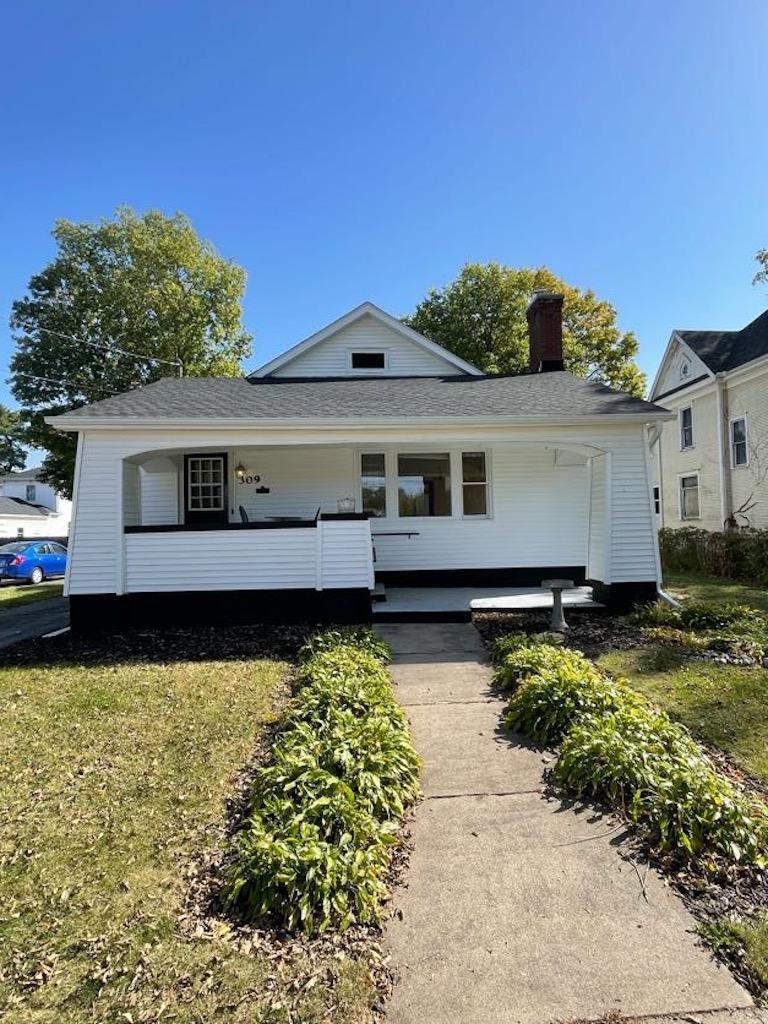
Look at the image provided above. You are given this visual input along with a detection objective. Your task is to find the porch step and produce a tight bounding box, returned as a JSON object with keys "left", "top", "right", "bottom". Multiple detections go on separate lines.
{"left": 372, "top": 609, "right": 472, "bottom": 624}
{"left": 371, "top": 582, "right": 387, "bottom": 603}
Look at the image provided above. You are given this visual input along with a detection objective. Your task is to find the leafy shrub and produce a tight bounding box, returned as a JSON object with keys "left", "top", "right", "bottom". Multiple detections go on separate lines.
{"left": 489, "top": 631, "right": 561, "bottom": 668}
{"left": 642, "top": 626, "right": 710, "bottom": 650}
{"left": 659, "top": 526, "right": 768, "bottom": 586}
{"left": 499, "top": 638, "right": 768, "bottom": 866}
{"left": 557, "top": 706, "right": 768, "bottom": 863}
{"left": 504, "top": 654, "right": 641, "bottom": 745}
{"left": 298, "top": 626, "right": 391, "bottom": 664}
{"left": 224, "top": 635, "right": 419, "bottom": 933}
{"left": 631, "top": 600, "right": 768, "bottom": 662}
{"left": 494, "top": 641, "right": 579, "bottom": 691}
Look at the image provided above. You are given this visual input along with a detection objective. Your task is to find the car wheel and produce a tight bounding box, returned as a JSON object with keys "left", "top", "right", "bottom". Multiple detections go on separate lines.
{"left": 30, "top": 566, "right": 44, "bottom": 585}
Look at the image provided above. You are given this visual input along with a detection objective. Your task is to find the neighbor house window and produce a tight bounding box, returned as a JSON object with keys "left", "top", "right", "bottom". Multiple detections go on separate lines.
{"left": 731, "top": 417, "right": 748, "bottom": 467}
{"left": 398, "top": 453, "right": 451, "bottom": 517}
{"left": 16, "top": 527, "right": 23, "bottom": 538}
{"left": 653, "top": 486, "right": 660, "bottom": 515}
{"left": 680, "top": 407, "right": 693, "bottom": 449}
{"left": 26, "top": 484, "right": 36, "bottom": 502}
{"left": 462, "top": 452, "right": 488, "bottom": 516}
{"left": 679, "top": 474, "right": 700, "bottom": 520}
{"left": 361, "top": 453, "right": 386, "bottom": 517}
{"left": 351, "top": 351, "right": 386, "bottom": 369}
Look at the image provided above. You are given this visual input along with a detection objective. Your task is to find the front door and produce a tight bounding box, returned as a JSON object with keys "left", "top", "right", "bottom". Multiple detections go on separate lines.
{"left": 184, "top": 453, "right": 229, "bottom": 527}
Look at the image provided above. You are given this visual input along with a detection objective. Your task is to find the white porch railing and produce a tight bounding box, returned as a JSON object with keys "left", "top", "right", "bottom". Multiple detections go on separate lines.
{"left": 122, "top": 519, "right": 373, "bottom": 593}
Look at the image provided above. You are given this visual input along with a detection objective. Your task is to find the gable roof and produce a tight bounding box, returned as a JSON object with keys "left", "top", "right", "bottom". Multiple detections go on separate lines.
{"left": 676, "top": 309, "right": 768, "bottom": 374}
{"left": 50, "top": 371, "right": 669, "bottom": 429}
{"left": 1, "top": 467, "right": 43, "bottom": 481}
{"left": 249, "top": 301, "right": 482, "bottom": 378}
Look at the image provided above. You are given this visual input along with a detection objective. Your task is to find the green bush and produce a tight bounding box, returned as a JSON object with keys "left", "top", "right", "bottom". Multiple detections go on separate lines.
{"left": 298, "top": 626, "right": 392, "bottom": 663}
{"left": 504, "top": 652, "right": 641, "bottom": 745}
{"left": 489, "top": 631, "right": 561, "bottom": 668}
{"left": 493, "top": 635, "right": 768, "bottom": 866}
{"left": 494, "top": 641, "right": 578, "bottom": 691}
{"left": 631, "top": 600, "right": 768, "bottom": 661}
{"left": 659, "top": 527, "right": 768, "bottom": 586}
{"left": 224, "top": 635, "right": 419, "bottom": 933}
{"left": 557, "top": 706, "right": 768, "bottom": 863}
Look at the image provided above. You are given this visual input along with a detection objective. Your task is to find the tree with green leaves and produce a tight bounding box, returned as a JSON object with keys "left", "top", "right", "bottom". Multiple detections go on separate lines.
{"left": 0, "top": 406, "right": 27, "bottom": 474}
{"left": 10, "top": 207, "right": 252, "bottom": 495}
{"left": 754, "top": 248, "right": 768, "bottom": 286}
{"left": 403, "top": 262, "right": 645, "bottom": 397}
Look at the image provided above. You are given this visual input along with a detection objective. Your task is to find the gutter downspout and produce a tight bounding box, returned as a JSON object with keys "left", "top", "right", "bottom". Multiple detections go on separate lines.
{"left": 715, "top": 372, "right": 731, "bottom": 527}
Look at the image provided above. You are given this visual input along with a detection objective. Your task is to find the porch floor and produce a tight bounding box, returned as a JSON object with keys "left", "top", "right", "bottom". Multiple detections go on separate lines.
{"left": 372, "top": 585, "right": 602, "bottom": 622}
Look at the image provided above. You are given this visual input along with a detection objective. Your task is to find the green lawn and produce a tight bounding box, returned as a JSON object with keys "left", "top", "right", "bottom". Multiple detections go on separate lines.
{"left": 0, "top": 581, "right": 64, "bottom": 610}
{"left": 664, "top": 571, "right": 768, "bottom": 612}
{"left": 0, "top": 636, "right": 374, "bottom": 1023}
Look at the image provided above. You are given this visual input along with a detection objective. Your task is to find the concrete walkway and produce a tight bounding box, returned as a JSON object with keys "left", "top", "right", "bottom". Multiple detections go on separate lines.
{"left": 377, "top": 623, "right": 754, "bottom": 1024}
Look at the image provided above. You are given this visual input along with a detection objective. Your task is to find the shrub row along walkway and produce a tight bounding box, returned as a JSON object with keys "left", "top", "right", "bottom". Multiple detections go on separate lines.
{"left": 376, "top": 623, "right": 754, "bottom": 1024}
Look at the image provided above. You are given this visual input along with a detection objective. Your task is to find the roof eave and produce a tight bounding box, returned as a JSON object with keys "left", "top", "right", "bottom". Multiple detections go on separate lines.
{"left": 47, "top": 410, "right": 674, "bottom": 432}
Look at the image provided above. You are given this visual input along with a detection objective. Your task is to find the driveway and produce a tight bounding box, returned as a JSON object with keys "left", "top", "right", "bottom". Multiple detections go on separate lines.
{"left": 0, "top": 597, "right": 69, "bottom": 651}
{"left": 376, "top": 623, "right": 754, "bottom": 1024}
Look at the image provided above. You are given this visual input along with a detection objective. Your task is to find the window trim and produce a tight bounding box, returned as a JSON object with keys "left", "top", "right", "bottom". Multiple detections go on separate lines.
{"left": 678, "top": 471, "right": 701, "bottom": 521}
{"left": 460, "top": 450, "right": 491, "bottom": 519}
{"left": 729, "top": 414, "right": 749, "bottom": 469}
{"left": 347, "top": 347, "right": 389, "bottom": 372}
{"left": 679, "top": 406, "right": 694, "bottom": 450}
{"left": 355, "top": 447, "right": 493, "bottom": 521}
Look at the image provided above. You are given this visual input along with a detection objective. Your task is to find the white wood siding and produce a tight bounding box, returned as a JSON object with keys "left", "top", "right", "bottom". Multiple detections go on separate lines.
{"left": 587, "top": 454, "right": 608, "bottom": 582}
{"left": 270, "top": 314, "right": 460, "bottom": 377}
{"left": 123, "top": 520, "right": 373, "bottom": 593}
{"left": 66, "top": 423, "right": 659, "bottom": 595}
{"left": 139, "top": 457, "right": 180, "bottom": 525}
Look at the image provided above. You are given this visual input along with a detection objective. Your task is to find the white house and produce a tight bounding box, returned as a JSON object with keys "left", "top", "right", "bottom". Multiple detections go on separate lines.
{"left": 48, "top": 296, "right": 672, "bottom": 631}
{"left": 0, "top": 467, "right": 72, "bottom": 539}
{"left": 649, "top": 309, "right": 768, "bottom": 530}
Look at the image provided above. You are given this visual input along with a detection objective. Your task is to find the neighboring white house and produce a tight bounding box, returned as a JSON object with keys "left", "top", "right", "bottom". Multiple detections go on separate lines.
{"left": 0, "top": 467, "right": 72, "bottom": 539}
{"left": 48, "top": 297, "right": 672, "bottom": 631}
{"left": 649, "top": 309, "right": 768, "bottom": 531}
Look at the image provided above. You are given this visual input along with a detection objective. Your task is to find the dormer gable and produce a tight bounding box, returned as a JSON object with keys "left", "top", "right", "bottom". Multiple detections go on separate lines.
{"left": 649, "top": 332, "right": 713, "bottom": 401}
{"left": 249, "top": 301, "right": 481, "bottom": 379}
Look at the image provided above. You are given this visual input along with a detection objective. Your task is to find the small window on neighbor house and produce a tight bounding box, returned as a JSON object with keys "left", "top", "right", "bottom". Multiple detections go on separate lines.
{"left": 462, "top": 452, "right": 488, "bottom": 516}
{"left": 731, "top": 418, "right": 748, "bottom": 467}
{"left": 26, "top": 484, "right": 36, "bottom": 502}
{"left": 361, "top": 453, "right": 386, "bottom": 518}
{"left": 653, "top": 486, "right": 661, "bottom": 515}
{"left": 680, "top": 474, "right": 700, "bottom": 520}
{"left": 351, "top": 351, "right": 386, "bottom": 370}
{"left": 16, "top": 527, "right": 23, "bottom": 539}
{"left": 680, "top": 407, "right": 693, "bottom": 449}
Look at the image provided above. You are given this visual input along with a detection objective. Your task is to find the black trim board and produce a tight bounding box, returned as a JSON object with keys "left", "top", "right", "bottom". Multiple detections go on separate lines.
{"left": 69, "top": 588, "right": 372, "bottom": 633}
{"left": 375, "top": 566, "right": 587, "bottom": 587}
{"left": 587, "top": 580, "right": 658, "bottom": 612}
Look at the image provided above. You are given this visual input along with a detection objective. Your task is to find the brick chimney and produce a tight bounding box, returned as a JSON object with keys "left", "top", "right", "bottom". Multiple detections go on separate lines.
{"left": 526, "top": 290, "right": 565, "bottom": 372}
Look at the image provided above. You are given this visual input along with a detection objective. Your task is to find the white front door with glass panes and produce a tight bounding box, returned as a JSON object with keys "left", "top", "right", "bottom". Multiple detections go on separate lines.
{"left": 184, "top": 453, "right": 229, "bottom": 526}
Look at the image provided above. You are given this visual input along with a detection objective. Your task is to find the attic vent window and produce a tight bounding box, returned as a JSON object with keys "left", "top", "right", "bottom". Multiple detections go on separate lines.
{"left": 351, "top": 351, "right": 386, "bottom": 370}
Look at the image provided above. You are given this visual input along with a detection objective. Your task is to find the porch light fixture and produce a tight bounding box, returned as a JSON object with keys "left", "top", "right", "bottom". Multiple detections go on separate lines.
{"left": 235, "top": 462, "right": 247, "bottom": 483}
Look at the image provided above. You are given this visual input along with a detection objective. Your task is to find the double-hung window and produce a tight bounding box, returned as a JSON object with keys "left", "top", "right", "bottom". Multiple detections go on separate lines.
{"left": 461, "top": 452, "right": 489, "bottom": 516}
{"left": 361, "top": 453, "right": 387, "bottom": 517}
{"left": 679, "top": 474, "right": 700, "bottom": 520}
{"left": 680, "top": 407, "right": 693, "bottom": 450}
{"left": 26, "top": 484, "right": 36, "bottom": 502}
{"left": 731, "top": 417, "right": 748, "bottom": 467}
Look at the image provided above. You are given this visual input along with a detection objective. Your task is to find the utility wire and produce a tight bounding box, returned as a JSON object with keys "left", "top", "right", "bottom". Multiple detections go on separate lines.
{"left": 31, "top": 325, "right": 183, "bottom": 375}
{"left": 12, "top": 371, "right": 139, "bottom": 393}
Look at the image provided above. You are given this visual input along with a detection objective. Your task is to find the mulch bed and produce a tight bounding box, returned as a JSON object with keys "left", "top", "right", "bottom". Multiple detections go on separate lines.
{"left": 473, "top": 608, "right": 648, "bottom": 659}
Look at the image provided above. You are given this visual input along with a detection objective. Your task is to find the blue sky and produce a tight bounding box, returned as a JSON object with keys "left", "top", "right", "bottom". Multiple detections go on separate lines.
{"left": 1, "top": 0, "right": 767, "bottom": 412}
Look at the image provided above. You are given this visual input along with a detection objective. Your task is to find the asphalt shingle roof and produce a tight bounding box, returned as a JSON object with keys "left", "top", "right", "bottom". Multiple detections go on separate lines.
{"left": 678, "top": 309, "right": 768, "bottom": 374}
{"left": 0, "top": 496, "right": 52, "bottom": 518}
{"left": 56, "top": 371, "right": 668, "bottom": 422}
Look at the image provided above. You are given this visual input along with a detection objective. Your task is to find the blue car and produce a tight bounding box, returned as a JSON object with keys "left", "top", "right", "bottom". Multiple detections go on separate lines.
{"left": 0, "top": 540, "right": 68, "bottom": 584}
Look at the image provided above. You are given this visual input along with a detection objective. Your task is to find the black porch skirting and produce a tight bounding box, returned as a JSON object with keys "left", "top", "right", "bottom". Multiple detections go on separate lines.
{"left": 69, "top": 588, "right": 372, "bottom": 633}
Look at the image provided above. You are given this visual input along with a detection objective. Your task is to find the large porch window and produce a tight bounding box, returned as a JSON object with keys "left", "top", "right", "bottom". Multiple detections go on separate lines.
{"left": 398, "top": 453, "right": 452, "bottom": 517}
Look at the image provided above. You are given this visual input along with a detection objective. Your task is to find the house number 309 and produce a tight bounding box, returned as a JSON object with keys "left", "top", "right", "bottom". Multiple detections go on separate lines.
{"left": 242, "top": 475, "right": 261, "bottom": 485}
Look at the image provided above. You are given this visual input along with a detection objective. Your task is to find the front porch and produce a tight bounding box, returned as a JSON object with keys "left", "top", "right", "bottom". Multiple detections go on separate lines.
{"left": 372, "top": 585, "right": 602, "bottom": 622}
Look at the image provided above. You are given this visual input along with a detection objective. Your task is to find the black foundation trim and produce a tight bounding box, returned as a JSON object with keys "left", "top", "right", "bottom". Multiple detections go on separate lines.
{"left": 587, "top": 579, "right": 659, "bottom": 613}
{"left": 69, "top": 588, "right": 372, "bottom": 633}
{"left": 375, "top": 566, "right": 586, "bottom": 588}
